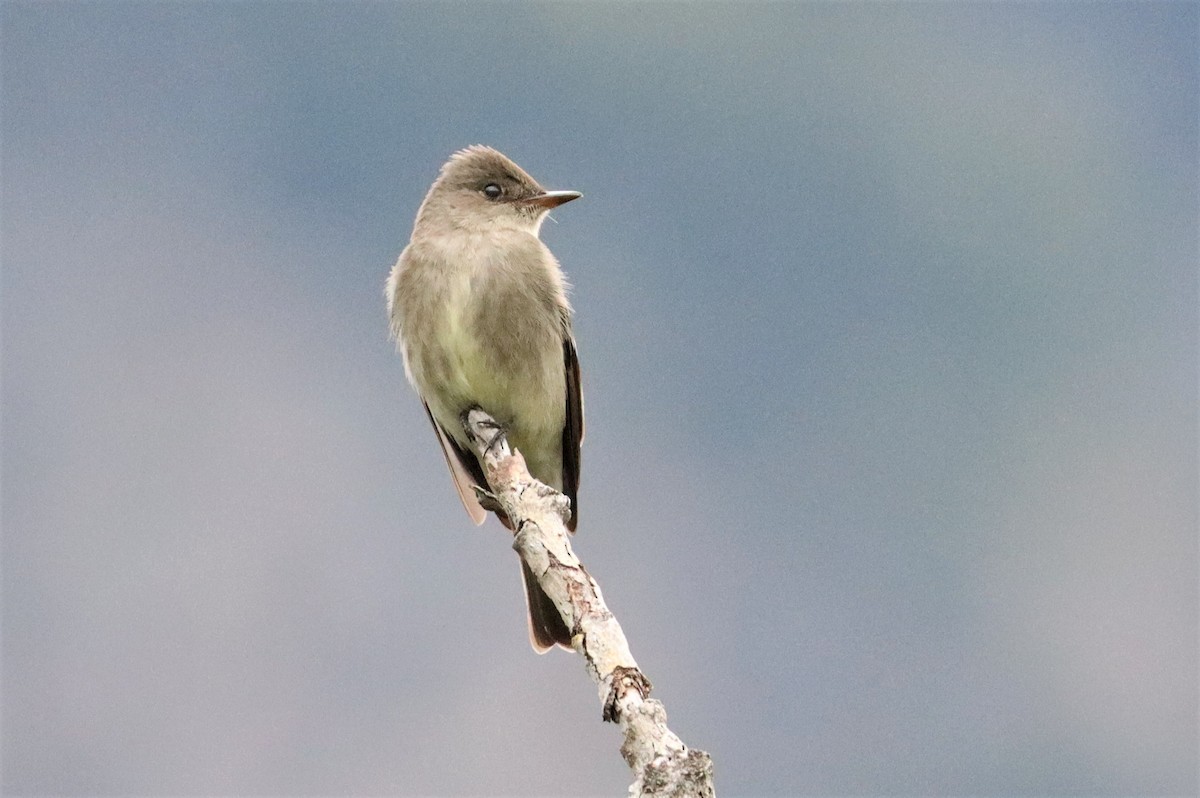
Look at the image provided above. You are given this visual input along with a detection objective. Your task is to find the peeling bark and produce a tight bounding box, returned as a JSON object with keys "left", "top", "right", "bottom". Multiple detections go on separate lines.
{"left": 463, "top": 408, "right": 716, "bottom": 798}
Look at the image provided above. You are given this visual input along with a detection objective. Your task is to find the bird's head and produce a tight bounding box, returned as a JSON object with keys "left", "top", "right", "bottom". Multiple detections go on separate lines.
{"left": 415, "top": 145, "right": 581, "bottom": 236}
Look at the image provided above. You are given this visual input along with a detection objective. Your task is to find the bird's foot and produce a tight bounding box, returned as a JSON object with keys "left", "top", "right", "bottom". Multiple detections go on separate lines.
{"left": 462, "top": 407, "right": 508, "bottom": 455}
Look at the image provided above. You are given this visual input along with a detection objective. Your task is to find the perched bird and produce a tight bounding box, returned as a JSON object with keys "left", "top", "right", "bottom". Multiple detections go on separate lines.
{"left": 387, "top": 146, "right": 583, "bottom": 652}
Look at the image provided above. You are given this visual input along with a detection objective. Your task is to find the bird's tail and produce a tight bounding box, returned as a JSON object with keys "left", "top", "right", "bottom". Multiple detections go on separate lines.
{"left": 520, "top": 560, "right": 572, "bottom": 653}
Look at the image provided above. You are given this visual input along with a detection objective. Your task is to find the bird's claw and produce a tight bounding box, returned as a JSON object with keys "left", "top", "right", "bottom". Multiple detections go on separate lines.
{"left": 462, "top": 408, "right": 507, "bottom": 454}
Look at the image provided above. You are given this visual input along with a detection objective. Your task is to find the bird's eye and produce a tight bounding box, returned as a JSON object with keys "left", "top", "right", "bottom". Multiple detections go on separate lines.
{"left": 482, "top": 183, "right": 502, "bottom": 199}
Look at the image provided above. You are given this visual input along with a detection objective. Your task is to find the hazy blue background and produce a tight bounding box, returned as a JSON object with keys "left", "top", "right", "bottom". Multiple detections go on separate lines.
{"left": 3, "top": 3, "right": 1196, "bottom": 796}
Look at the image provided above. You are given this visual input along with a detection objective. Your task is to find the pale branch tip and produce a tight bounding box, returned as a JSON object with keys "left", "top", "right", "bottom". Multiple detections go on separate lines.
{"left": 459, "top": 407, "right": 716, "bottom": 797}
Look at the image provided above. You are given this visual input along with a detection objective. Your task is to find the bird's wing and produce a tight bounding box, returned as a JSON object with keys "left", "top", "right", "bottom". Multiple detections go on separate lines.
{"left": 562, "top": 334, "right": 584, "bottom": 533}
{"left": 423, "top": 402, "right": 488, "bottom": 526}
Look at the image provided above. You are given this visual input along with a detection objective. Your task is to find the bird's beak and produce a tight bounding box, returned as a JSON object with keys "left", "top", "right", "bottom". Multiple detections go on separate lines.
{"left": 523, "top": 190, "right": 582, "bottom": 209}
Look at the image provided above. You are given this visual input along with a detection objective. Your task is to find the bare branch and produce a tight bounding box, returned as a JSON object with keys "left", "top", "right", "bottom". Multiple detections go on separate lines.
{"left": 462, "top": 408, "right": 716, "bottom": 798}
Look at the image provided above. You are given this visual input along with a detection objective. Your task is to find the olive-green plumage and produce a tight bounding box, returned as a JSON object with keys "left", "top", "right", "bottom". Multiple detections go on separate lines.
{"left": 387, "top": 146, "right": 583, "bottom": 652}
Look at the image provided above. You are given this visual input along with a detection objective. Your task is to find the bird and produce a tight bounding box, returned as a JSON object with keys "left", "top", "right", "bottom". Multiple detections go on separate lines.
{"left": 386, "top": 145, "right": 583, "bottom": 652}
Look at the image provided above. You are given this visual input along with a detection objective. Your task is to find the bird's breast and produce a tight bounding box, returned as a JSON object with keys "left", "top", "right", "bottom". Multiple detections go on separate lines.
{"left": 406, "top": 234, "right": 566, "bottom": 449}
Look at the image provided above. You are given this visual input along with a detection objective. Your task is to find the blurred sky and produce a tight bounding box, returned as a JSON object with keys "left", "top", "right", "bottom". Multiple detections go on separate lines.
{"left": 2, "top": 3, "right": 1196, "bottom": 796}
